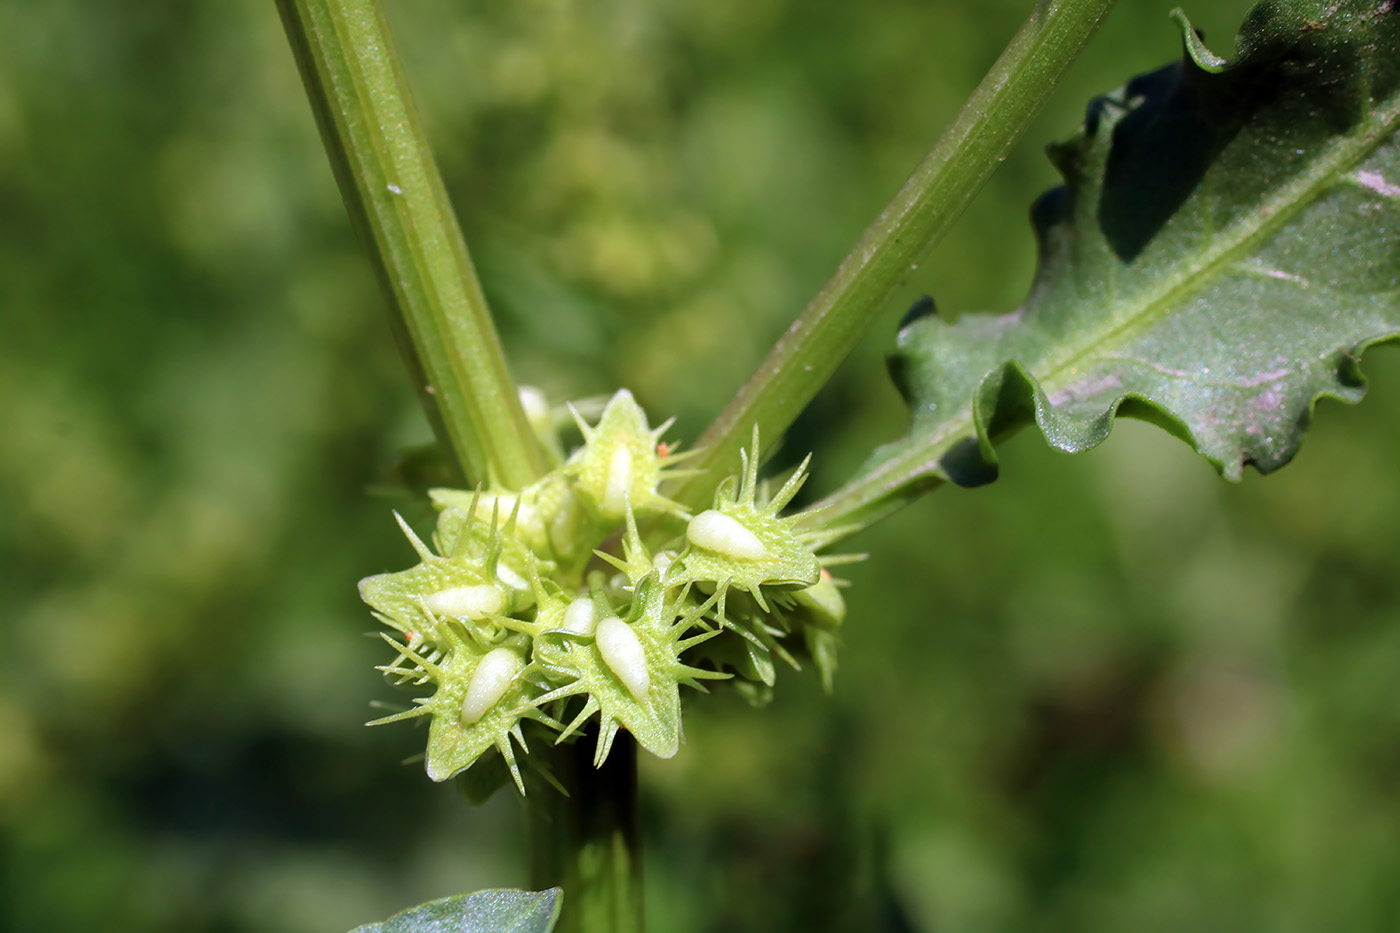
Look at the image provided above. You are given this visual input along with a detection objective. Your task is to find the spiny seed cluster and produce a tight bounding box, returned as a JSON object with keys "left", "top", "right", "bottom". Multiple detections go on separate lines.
{"left": 359, "top": 389, "right": 849, "bottom": 794}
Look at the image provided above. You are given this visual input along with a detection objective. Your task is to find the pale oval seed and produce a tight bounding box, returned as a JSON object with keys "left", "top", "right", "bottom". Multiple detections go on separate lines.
{"left": 495, "top": 563, "right": 530, "bottom": 594}
{"left": 477, "top": 492, "right": 518, "bottom": 522}
{"left": 460, "top": 647, "right": 524, "bottom": 724}
{"left": 478, "top": 493, "right": 546, "bottom": 545}
{"left": 561, "top": 598, "right": 598, "bottom": 636}
{"left": 602, "top": 445, "right": 634, "bottom": 517}
{"left": 686, "top": 510, "right": 767, "bottom": 560}
{"left": 595, "top": 616, "right": 651, "bottom": 700}
{"left": 423, "top": 584, "right": 506, "bottom": 620}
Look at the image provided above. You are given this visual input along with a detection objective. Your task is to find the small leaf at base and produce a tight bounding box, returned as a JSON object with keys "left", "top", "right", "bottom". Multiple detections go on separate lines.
{"left": 348, "top": 887, "right": 562, "bottom": 933}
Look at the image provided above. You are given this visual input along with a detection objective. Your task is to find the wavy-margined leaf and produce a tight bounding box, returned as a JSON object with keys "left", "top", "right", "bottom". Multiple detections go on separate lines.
{"left": 349, "top": 888, "right": 562, "bottom": 933}
{"left": 821, "top": 0, "right": 1400, "bottom": 527}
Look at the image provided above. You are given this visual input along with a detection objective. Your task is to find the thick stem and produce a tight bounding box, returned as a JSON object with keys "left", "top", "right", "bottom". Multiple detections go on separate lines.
{"left": 276, "top": 0, "right": 544, "bottom": 488}
{"left": 669, "top": 0, "right": 1119, "bottom": 511}
{"left": 529, "top": 737, "right": 643, "bottom": 933}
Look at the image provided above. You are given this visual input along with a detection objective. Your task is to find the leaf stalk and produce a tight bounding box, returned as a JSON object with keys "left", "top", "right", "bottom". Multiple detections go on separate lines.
{"left": 670, "top": 0, "right": 1120, "bottom": 512}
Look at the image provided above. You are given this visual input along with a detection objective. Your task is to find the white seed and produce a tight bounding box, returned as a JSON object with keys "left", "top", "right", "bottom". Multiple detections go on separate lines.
{"left": 497, "top": 563, "right": 536, "bottom": 611}
{"left": 595, "top": 616, "right": 651, "bottom": 700}
{"left": 496, "top": 563, "right": 529, "bottom": 593}
{"left": 479, "top": 492, "right": 519, "bottom": 519}
{"left": 686, "top": 510, "right": 767, "bottom": 560}
{"left": 460, "top": 647, "right": 524, "bottom": 724}
{"left": 422, "top": 584, "right": 506, "bottom": 620}
{"left": 602, "top": 445, "right": 633, "bottom": 517}
{"left": 516, "top": 501, "right": 550, "bottom": 546}
{"left": 561, "top": 598, "right": 598, "bottom": 636}
{"left": 549, "top": 495, "right": 581, "bottom": 555}
{"left": 476, "top": 492, "right": 546, "bottom": 545}
{"left": 652, "top": 550, "right": 674, "bottom": 581}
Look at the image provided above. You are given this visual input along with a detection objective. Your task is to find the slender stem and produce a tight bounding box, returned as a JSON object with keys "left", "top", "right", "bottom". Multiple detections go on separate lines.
{"left": 276, "top": 0, "right": 544, "bottom": 488}
{"left": 669, "top": 0, "right": 1119, "bottom": 511}
{"left": 798, "top": 427, "right": 1010, "bottom": 541}
{"left": 800, "top": 459, "right": 950, "bottom": 541}
{"left": 529, "top": 737, "right": 643, "bottom": 933}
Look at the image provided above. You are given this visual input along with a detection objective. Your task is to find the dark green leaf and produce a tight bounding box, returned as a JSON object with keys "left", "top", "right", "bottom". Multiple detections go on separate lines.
{"left": 349, "top": 888, "right": 562, "bottom": 933}
{"left": 832, "top": 0, "right": 1400, "bottom": 525}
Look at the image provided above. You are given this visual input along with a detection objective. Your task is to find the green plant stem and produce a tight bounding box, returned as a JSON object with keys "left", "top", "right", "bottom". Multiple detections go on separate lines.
{"left": 669, "top": 0, "right": 1119, "bottom": 512}
{"left": 276, "top": 0, "right": 544, "bottom": 489}
{"left": 529, "top": 737, "right": 642, "bottom": 933}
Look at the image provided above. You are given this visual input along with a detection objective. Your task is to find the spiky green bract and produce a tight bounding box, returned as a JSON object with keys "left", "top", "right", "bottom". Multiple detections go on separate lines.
{"left": 693, "top": 574, "right": 848, "bottom": 699}
{"left": 694, "top": 618, "right": 779, "bottom": 689}
{"left": 790, "top": 570, "right": 846, "bottom": 631}
{"left": 370, "top": 627, "right": 551, "bottom": 793}
{"left": 803, "top": 628, "right": 842, "bottom": 695}
{"left": 358, "top": 512, "right": 517, "bottom": 650}
{"left": 787, "top": 570, "right": 848, "bottom": 693}
{"left": 595, "top": 501, "right": 668, "bottom": 592}
{"left": 528, "top": 577, "right": 728, "bottom": 766}
{"left": 665, "top": 431, "right": 859, "bottom": 701}
{"left": 675, "top": 431, "right": 821, "bottom": 609}
{"left": 431, "top": 486, "right": 551, "bottom": 557}
{"left": 564, "top": 389, "right": 689, "bottom": 524}
{"left": 359, "top": 388, "right": 854, "bottom": 790}
{"left": 430, "top": 472, "right": 598, "bottom": 574}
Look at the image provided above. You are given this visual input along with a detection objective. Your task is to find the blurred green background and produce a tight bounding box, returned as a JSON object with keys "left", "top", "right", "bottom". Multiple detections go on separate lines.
{"left": 5, "top": 0, "right": 1400, "bottom": 930}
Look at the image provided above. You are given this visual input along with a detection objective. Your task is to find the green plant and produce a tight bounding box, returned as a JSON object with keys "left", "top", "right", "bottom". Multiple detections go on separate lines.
{"left": 273, "top": 0, "right": 1400, "bottom": 930}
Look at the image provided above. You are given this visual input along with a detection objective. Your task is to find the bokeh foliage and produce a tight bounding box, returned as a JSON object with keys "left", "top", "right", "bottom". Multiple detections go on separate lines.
{"left": 5, "top": 0, "right": 1400, "bottom": 931}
